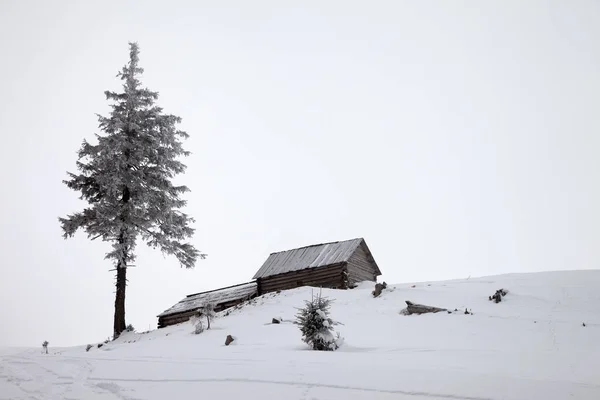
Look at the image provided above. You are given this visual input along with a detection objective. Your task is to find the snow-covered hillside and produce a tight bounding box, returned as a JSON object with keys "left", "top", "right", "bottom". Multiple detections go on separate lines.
{"left": 1, "top": 270, "right": 599, "bottom": 400}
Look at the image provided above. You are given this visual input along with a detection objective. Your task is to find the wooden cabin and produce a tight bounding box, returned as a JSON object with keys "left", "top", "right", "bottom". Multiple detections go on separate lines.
{"left": 253, "top": 237, "right": 381, "bottom": 295}
{"left": 157, "top": 281, "right": 257, "bottom": 328}
{"left": 157, "top": 237, "right": 381, "bottom": 328}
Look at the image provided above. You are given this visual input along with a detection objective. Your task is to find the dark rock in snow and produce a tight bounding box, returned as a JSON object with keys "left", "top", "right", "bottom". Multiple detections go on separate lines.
{"left": 372, "top": 282, "right": 388, "bottom": 298}
{"left": 272, "top": 318, "right": 281, "bottom": 324}
{"left": 225, "top": 335, "right": 235, "bottom": 346}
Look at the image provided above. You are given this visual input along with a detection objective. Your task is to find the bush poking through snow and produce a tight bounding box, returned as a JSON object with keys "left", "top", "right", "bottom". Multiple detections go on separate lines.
{"left": 125, "top": 324, "right": 135, "bottom": 332}
{"left": 489, "top": 289, "right": 508, "bottom": 303}
{"left": 86, "top": 344, "right": 93, "bottom": 352}
{"left": 42, "top": 341, "right": 49, "bottom": 354}
{"left": 193, "top": 319, "right": 205, "bottom": 335}
{"left": 191, "top": 303, "right": 216, "bottom": 333}
{"left": 295, "top": 293, "right": 342, "bottom": 351}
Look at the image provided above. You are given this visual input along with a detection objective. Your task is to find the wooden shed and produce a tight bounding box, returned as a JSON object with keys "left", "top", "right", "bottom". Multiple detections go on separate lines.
{"left": 157, "top": 281, "right": 257, "bottom": 328}
{"left": 253, "top": 237, "right": 381, "bottom": 295}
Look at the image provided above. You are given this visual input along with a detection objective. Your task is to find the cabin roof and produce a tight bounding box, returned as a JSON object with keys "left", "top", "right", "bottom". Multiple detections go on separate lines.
{"left": 252, "top": 237, "right": 373, "bottom": 279}
{"left": 157, "top": 281, "right": 257, "bottom": 318}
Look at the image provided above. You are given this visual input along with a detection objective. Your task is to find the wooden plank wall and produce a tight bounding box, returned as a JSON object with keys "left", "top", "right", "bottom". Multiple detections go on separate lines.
{"left": 158, "top": 295, "right": 256, "bottom": 328}
{"left": 158, "top": 309, "right": 199, "bottom": 328}
{"left": 346, "top": 244, "right": 378, "bottom": 285}
{"left": 257, "top": 263, "right": 345, "bottom": 294}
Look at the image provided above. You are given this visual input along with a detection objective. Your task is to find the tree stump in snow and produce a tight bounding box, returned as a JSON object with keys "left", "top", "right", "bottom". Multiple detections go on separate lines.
{"left": 372, "top": 282, "right": 388, "bottom": 298}
{"left": 272, "top": 318, "right": 281, "bottom": 324}
{"left": 225, "top": 335, "right": 235, "bottom": 346}
{"left": 403, "top": 301, "right": 447, "bottom": 315}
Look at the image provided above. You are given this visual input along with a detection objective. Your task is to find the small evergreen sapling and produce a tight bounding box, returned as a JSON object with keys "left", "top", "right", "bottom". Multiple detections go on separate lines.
{"left": 295, "top": 293, "right": 342, "bottom": 351}
{"left": 192, "top": 302, "right": 215, "bottom": 334}
{"left": 202, "top": 302, "right": 216, "bottom": 330}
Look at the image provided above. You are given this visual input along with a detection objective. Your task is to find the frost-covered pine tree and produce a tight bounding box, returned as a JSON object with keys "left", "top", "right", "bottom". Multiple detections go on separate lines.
{"left": 59, "top": 42, "right": 205, "bottom": 340}
{"left": 295, "top": 293, "right": 342, "bottom": 351}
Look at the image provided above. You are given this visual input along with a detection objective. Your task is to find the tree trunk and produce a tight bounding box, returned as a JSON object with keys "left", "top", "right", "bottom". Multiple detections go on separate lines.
{"left": 113, "top": 263, "right": 127, "bottom": 339}
{"left": 114, "top": 185, "right": 131, "bottom": 340}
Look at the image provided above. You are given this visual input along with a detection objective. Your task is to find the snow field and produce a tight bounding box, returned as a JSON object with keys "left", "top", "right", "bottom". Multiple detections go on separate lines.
{"left": 1, "top": 270, "right": 599, "bottom": 399}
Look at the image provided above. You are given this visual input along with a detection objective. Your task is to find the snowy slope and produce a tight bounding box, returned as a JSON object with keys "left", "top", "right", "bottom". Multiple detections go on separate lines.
{"left": 1, "top": 270, "right": 599, "bottom": 400}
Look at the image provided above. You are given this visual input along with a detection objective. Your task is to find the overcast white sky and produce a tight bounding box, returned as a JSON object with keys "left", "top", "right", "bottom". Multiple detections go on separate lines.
{"left": 0, "top": 1, "right": 598, "bottom": 347}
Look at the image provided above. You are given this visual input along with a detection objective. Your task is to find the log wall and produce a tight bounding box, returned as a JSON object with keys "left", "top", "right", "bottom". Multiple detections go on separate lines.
{"left": 158, "top": 296, "right": 256, "bottom": 328}
{"left": 346, "top": 244, "right": 379, "bottom": 285}
{"left": 257, "top": 263, "right": 345, "bottom": 295}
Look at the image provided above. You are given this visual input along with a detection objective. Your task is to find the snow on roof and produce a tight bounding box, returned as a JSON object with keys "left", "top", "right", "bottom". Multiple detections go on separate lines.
{"left": 157, "top": 281, "right": 257, "bottom": 317}
{"left": 252, "top": 238, "right": 364, "bottom": 279}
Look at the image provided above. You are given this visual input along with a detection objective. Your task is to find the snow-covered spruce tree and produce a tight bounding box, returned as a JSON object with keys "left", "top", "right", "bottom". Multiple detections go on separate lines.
{"left": 59, "top": 42, "right": 205, "bottom": 340}
{"left": 295, "top": 293, "right": 342, "bottom": 351}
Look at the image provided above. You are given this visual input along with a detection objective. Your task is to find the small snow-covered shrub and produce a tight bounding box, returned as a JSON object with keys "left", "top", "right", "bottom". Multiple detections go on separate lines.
{"left": 42, "top": 340, "right": 49, "bottom": 354}
{"left": 295, "top": 293, "right": 342, "bottom": 351}
{"left": 193, "top": 319, "right": 205, "bottom": 335}
{"left": 86, "top": 344, "right": 93, "bottom": 352}
{"left": 125, "top": 324, "right": 135, "bottom": 332}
